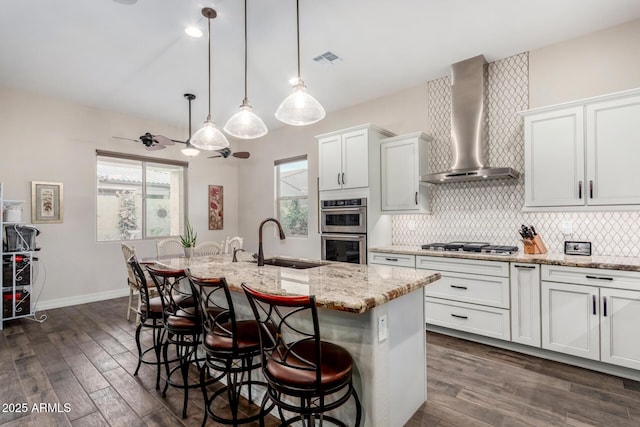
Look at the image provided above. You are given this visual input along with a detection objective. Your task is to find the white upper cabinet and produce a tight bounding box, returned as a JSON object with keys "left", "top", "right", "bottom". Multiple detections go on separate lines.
{"left": 586, "top": 94, "right": 640, "bottom": 205}
{"left": 521, "top": 89, "right": 640, "bottom": 209}
{"left": 317, "top": 124, "right": 393, "bottom": 192}
{"left": 380, "top": 133, "right": 431, "bottom": 213}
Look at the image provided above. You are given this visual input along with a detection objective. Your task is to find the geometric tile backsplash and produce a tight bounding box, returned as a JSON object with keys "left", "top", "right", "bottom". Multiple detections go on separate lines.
{"left": 392, "top": 52, "right": 640, "bottom": 257}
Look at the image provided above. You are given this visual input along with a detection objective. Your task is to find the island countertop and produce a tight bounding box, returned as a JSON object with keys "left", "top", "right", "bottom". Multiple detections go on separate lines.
{"left": 153, "top": 255, "right": 440, "bottom": 314}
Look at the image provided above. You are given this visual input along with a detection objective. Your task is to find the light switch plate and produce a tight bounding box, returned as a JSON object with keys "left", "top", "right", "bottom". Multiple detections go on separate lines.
{"left": 561, "top": 220, "right": 573, "bottom": 234}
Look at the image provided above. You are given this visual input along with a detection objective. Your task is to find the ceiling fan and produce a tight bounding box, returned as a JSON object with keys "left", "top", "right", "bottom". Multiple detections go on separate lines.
{"left": 112, "top": 132, "right": 175, "bottom": 151}
{"left": 208, "top": 148, "right": 251, "bottom": 160}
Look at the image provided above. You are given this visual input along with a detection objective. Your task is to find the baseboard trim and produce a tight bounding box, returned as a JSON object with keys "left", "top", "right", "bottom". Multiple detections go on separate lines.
{"left": 36, "top": 288, "right": 130, "bottom": 311}
{"left": 426, "top": 324, "right": 640, "bottom": 382}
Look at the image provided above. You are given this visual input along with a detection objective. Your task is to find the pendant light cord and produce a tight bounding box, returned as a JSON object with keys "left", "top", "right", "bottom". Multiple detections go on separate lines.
{"left": 296, "top": 0, "right": 301, "bottom": 79}
{"left": 207, "top": 14, "right": 212, "bottom": 118}
{"left": 243, "top": 0, "right": 248, "bottom": 102}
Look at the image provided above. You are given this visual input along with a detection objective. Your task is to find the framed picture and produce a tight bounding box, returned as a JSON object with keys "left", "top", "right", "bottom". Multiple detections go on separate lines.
{"left": 31, "top": 181, "right": 64, "bottom": 224}
{"left": 208, "top": 185, "right": 223, "bottom": 230}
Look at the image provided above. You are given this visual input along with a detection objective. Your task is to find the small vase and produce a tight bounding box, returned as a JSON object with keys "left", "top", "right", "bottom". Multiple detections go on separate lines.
{"left": 184, "top": 247, "right": 194, "bottom": 258}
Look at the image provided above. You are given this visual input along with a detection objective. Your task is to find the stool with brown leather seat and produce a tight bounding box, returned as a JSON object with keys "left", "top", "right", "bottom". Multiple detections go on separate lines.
{"left": 128, "top": 257, "right": 166, "bottom": 391}
{"left": 187, "top": 272, "right": 273, "bottom": 426}
{"left": 242, "top": 284, "right": 362, "bottom": 427}
{"left": 146, "top": 265, "right": 204, "bottom": 419}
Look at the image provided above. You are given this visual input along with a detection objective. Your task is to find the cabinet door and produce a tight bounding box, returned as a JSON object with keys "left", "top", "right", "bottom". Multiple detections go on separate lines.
{"left": 586, "top": 94, "right": 640, "bottom": 205}
{"left": 541, "top": 281, "right": 599, "bottom": 360}
{"left": 318, "top": 135, "right": 344, "bottom": 191}
{"left": 381, "top": 138, "right": 418, "bottom": 211}
{"left": 341, "top": 129, "right": 368, "bottom": 189}
{"left": 600, "top": 288, "right": 640, "bottom": 370}
{"left": 510, "top": 264, "right": 541, "bottom": 347}
{"left": 524, "top": 107, "right": 585, "bottom": 207}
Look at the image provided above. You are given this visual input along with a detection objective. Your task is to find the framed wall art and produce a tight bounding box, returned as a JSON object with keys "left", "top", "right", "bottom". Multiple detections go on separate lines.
{"left": 31, "top": 181, "right": 64, "bottom": 224}
{"left": 208, "top": 185, "right": 223, "bottom": 230}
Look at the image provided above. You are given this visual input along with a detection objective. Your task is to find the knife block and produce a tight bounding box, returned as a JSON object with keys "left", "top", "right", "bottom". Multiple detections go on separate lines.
{"left": 522, "top": 234, "right": 548, "bottom": 254}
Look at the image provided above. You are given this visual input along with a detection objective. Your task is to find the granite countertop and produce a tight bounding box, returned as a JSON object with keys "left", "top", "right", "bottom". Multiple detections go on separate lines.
{"left": 153, "top": 254, "right": 440, "bottom": 314}
{"left": 370, "top": 245, "right": 640, "bottom": 272}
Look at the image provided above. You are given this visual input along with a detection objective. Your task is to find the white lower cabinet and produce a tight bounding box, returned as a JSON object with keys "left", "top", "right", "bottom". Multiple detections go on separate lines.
{"left": 541, "top": 265, "right": 640, "bottom": 369}
{"left": 418, "top": 256, "right": 511, "bottom": 341}
{"left": 510, "top": 263, "right": 541, "bottom": 347}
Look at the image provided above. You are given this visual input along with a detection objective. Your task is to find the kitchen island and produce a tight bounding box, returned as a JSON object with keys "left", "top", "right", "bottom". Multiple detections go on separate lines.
{"left": 156, "top": 255, "right": 440, "bottom": 427}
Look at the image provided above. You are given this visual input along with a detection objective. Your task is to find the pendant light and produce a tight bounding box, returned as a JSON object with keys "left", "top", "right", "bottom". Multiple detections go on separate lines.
{"left": 275, "top": 0, "right": 325, "bottom": 126}
{"left": 190, "top": 7, "right": 229, "bottom": 150}
{"left": 223, "top": 0, "right": 268, "bottom": 139}
{"left": 181, "top": 93, "right": 200, "bottom": 157}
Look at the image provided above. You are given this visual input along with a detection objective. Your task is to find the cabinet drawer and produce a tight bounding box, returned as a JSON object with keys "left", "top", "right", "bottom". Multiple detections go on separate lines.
{"left": 369, "top": 252, "right": 415, "bottom": 268}
{"left": 541, "top": 265, "right": 640, "bottom": 290}
{"left": 425, "top": 297, "right": 511, "bottom": 341}
{"left": 424, "top": 272, "right": 510, "bottom": 308}
{"left": 416, "top": 256, "right": 509, "bottom": 277}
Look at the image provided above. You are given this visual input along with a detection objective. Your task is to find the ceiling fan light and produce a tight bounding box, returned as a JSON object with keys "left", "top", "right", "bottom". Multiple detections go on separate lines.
{"left": 181, "top": 143, "right": 200, "bottom": 157}
{"left": 224, "top": 103, "right": 268, "bottom": 139}
{"left": 190, "top": 117, "right": 229, "bottom": 150}
{"left": 275, "top": 80, "right": 326, "bottom": 126}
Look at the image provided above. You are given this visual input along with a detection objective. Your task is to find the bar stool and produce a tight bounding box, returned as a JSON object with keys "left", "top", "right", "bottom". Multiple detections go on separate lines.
{"left": 242, "top": 284, "right": 362, "bottom": 427}
{"left": 187, "top": 272, "right": 273, "bottom": 426}
{"left": 128, "top": 257, "right": 166, "bottom": 390}
{"left": 146, "top": 265, "right": 203, "bottom": 419}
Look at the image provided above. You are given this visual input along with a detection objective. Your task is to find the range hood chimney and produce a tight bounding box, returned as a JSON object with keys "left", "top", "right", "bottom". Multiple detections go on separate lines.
{"left": 421, "top": 55, "right": 519, "bottom": 184}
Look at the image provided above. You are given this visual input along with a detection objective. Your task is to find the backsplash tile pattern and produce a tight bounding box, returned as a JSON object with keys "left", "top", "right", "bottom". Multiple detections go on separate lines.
{"left": 393, "top": 52, "right": 640, "bottom": 257}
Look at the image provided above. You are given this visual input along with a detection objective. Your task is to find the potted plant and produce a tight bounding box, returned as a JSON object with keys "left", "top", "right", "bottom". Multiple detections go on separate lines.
{"left": 180, "top": 218, "right": 197, "bottom": 258}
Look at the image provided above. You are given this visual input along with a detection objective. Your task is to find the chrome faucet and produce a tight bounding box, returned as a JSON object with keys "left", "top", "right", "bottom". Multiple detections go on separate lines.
{"left": 257, "top": 218, "right": 286, "bottom": 266}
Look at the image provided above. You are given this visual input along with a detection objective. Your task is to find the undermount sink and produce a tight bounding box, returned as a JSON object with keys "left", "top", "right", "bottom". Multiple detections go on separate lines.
{"left": 262, "top": 257, "right": 324, "bottom": 269}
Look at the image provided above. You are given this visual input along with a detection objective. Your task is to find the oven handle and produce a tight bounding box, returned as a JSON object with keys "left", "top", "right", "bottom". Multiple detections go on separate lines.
{"left": 321, "top": 233, "right": 366, "bottom": 241}
{"left": 321, "top": 207, "right": 366, "bottom": 213}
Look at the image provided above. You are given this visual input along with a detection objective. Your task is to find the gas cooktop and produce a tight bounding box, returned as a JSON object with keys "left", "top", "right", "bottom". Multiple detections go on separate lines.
{"left": 421, "top": 242, "right": 519, "bottom": 255}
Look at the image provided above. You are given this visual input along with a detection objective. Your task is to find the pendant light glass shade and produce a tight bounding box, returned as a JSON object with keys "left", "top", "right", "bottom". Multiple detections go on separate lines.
{"left": 224, "top": 101, "right": 268, "bottom": 139}
{"left": 223, "top": 0, "right": 268, "bottom": 139}
{"left": 191, "top": 116, "right": 228, "bottom": 150}
{"left": 191, "top": 8, "right": 229, "bottom": 151}
{"left": 276, "top": 0, "right": 325, "bottom": 126}
{"left": 275, "top": 78, "right": 325, "bottom": 126}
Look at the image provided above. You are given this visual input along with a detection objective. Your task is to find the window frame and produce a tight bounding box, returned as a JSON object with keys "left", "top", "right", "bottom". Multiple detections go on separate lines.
{"left": 274, "top": 154, "right": 309, "bottom": 238}
{"left": 96, "top": 150, "right": 189, "bottom": 242}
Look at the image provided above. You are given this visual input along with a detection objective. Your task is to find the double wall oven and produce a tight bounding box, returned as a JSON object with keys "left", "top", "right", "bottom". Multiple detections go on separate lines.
{"left": 320, "top": 198, "right": 367, "bottom": 264}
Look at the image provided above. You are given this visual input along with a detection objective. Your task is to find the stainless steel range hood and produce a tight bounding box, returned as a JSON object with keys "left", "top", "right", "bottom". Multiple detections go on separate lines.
{"left": 421, "top": 55, "right": 519, "bottom": 184}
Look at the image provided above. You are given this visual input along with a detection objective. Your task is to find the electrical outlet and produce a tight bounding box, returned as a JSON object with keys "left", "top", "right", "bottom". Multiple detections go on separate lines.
{"left": 378, "top": 315, "right": 388, "bottom": 342}
{"left": 407, "top": 220, "right": 416, "bottom": 231}
{"left": 561, "top": 220, "right": 573, "bottom": 234}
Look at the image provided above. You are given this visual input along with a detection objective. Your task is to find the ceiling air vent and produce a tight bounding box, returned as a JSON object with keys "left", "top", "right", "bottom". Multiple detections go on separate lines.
{"left": 313, "top": 51, "right": 341, "bottom": 64}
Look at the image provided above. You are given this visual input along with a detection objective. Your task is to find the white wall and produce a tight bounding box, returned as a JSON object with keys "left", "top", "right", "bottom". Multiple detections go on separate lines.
{"left": 0, "top": 86, "right": 239, "bottom": 309}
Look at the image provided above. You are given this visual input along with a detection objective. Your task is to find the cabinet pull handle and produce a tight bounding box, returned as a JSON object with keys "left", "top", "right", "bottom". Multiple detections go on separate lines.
{"left": 342, "top": 172, "right": 345, "bottom": 185}
{"left": 586, "top": 275, "right": 613, "bottom": 281}
{"left": 578, "top": 181, "right": 583, "bottom": 199}
{"left": 603, "top": 296, "right": 607, "bottom": 317}
{"left": 451, "top": 314, "right": 468, "bottom": 320}
{"left": 450, "top": 285, "right": 468, "bottom": 290}
{"left": 592, "top": 295, "right": 596, "bottom": 315}
{"left": 384, "top": 257, "right": 398, "bottom": 262}
{"left": 415, "top": 191, "right": 418, "bottom": 205}
{"left": 589, "top": 180, "right": 594, "bottom": 199}
{"left": 337, "top": 173, "right": 341, "bottom": 185}
{"left": 514, "top": 264, "right": 536, "bottom": 269}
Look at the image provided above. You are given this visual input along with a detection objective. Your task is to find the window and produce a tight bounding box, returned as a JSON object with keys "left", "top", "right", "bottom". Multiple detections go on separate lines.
{"left": 96, "top": 151, "right": 187, "bottom": 242}
{"left": 275, "top": 155, "right": 308, "bottom": 237}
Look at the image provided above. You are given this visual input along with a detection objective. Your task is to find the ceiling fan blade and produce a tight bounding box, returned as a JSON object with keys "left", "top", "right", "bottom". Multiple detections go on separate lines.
{"left": 145, "top": 144, "right": 166, "bottom": 151}
{"left": 232, "top": 152, "right": 251, "bottom": 159}
{"left": 153, "top": 135, "right": 175, "bottom": 147}
{"left": 207, "top": 155, "right": 223, "bottom": 159}
{"left": 112, "top": 136, "right": 140, "bottom": 143}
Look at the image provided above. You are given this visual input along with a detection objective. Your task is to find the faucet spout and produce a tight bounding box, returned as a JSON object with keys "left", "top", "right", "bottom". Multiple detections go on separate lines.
{"left": 257, "top": 218, "right": 286, "bottom": 266}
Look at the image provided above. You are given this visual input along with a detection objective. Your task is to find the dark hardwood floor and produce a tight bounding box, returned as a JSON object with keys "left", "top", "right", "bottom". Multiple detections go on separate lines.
{"left": 2, "top": 296, "right": 640, "bottom": 426}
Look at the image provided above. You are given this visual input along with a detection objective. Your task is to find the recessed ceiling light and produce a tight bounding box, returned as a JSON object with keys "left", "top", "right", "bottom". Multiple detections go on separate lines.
{"left": 185, "top": 26, "right": 203, "bottom": 38}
